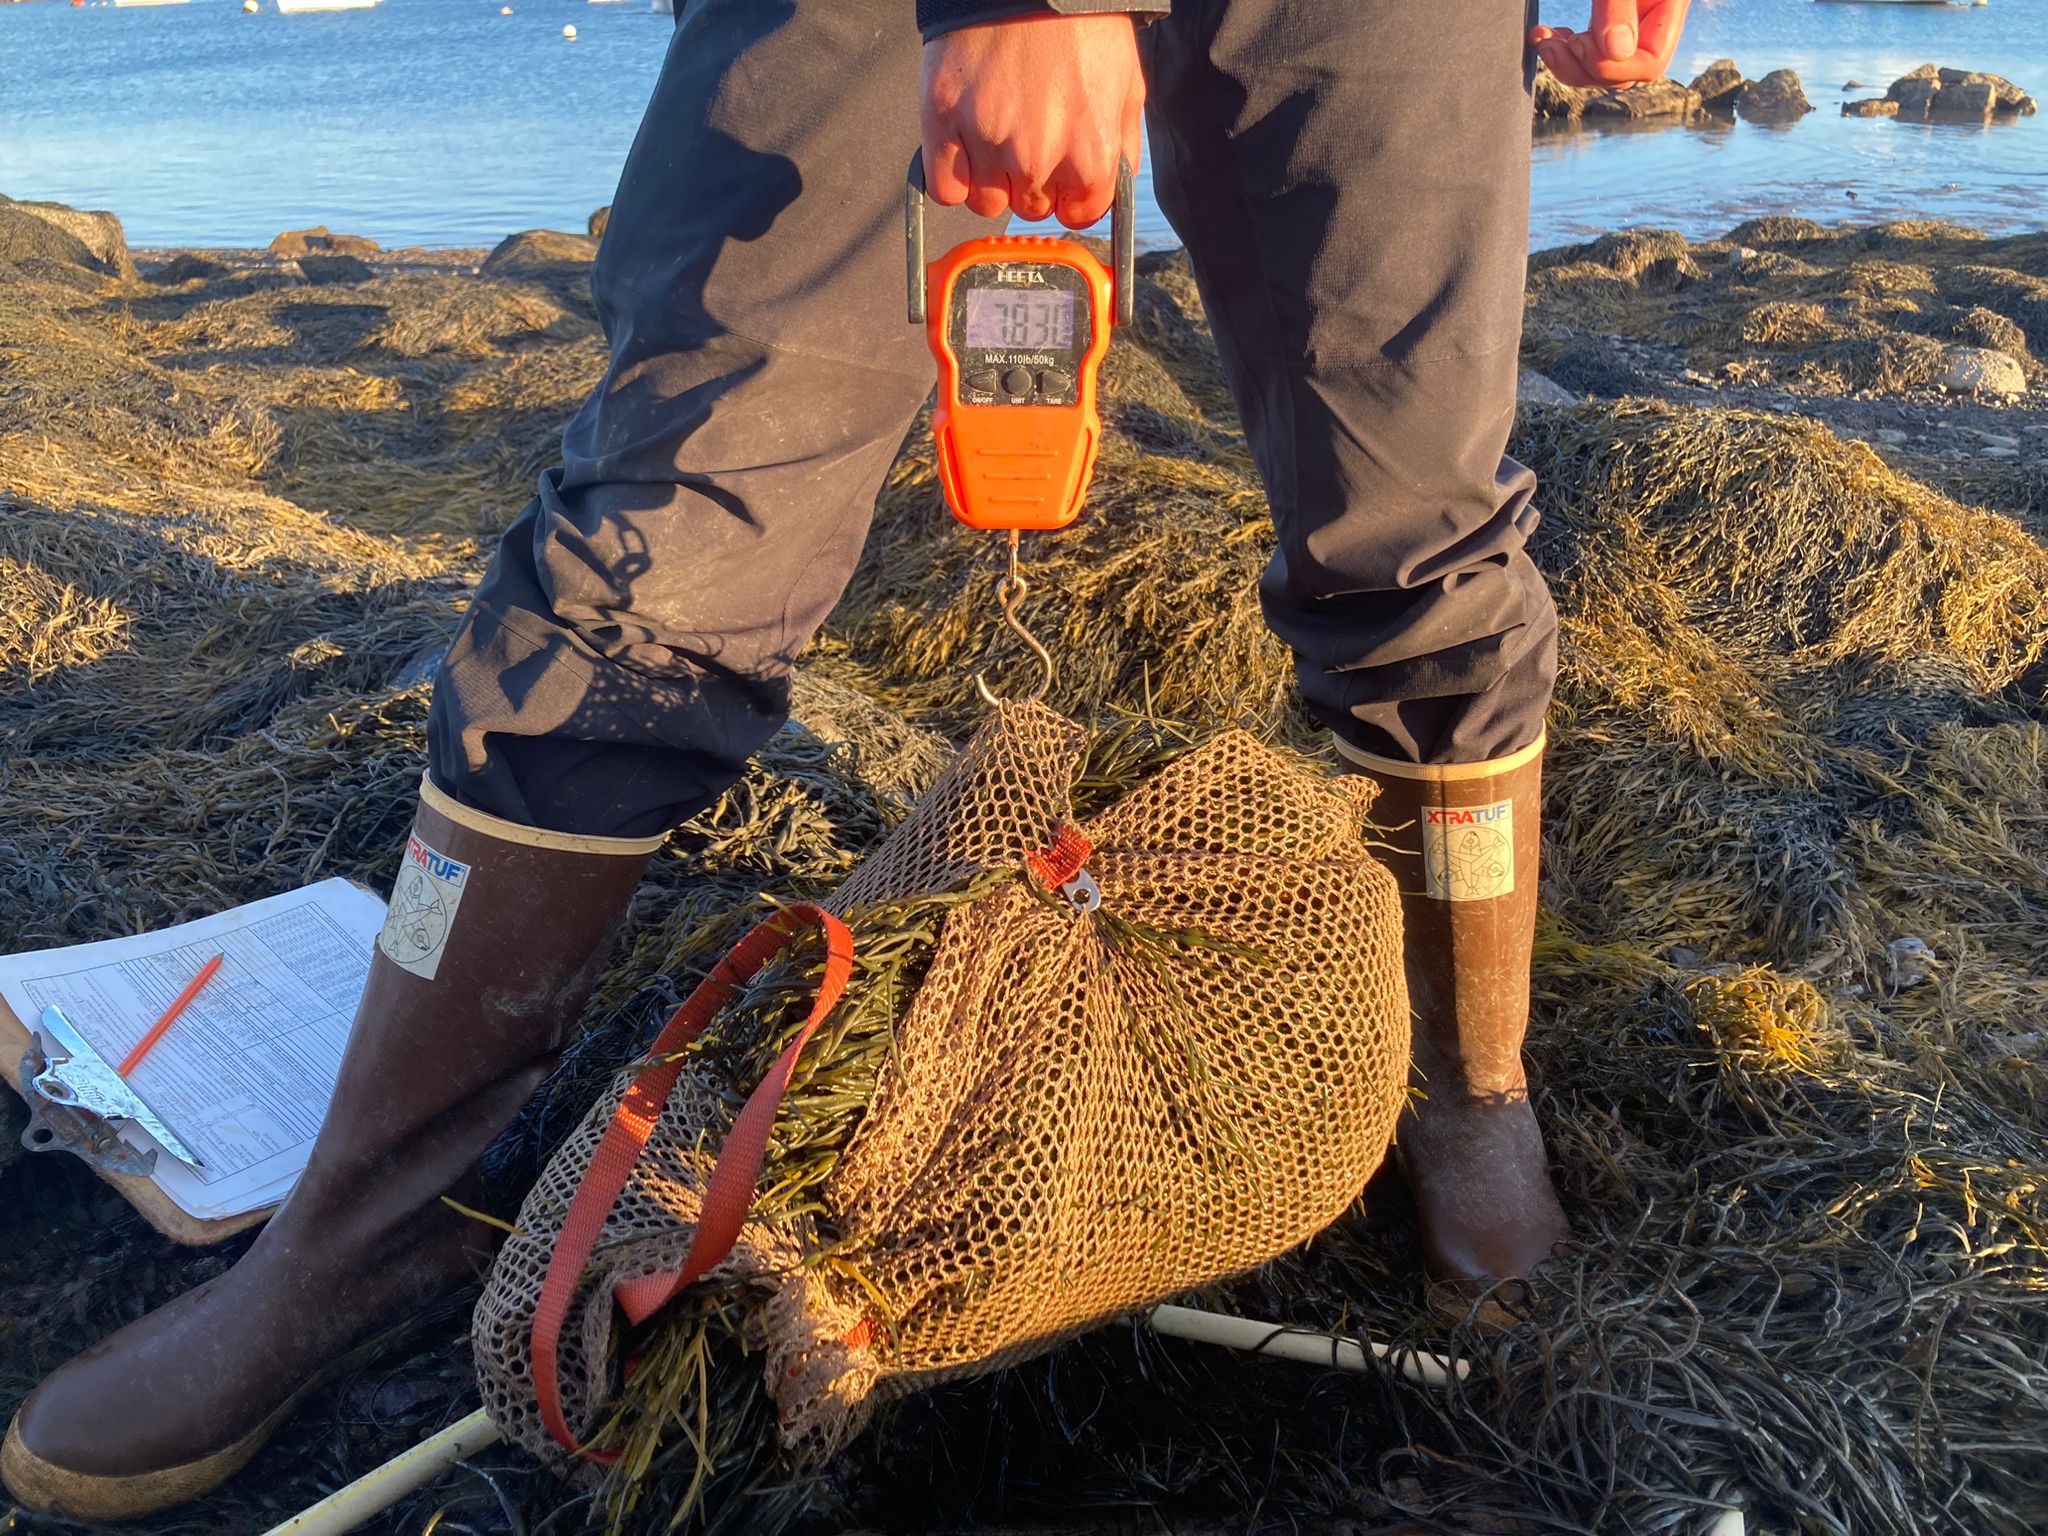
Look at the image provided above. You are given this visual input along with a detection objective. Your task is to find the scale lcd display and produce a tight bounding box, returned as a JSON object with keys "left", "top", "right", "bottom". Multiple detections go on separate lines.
{"left": 962, "top": 287, "right": 1076, "bottom": 350}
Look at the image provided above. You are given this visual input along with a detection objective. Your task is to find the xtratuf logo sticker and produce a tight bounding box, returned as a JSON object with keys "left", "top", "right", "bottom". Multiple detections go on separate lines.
{"left": 378, "top": 833, "right": 471, "bottom": 979}
{"left": 1422, "top": 800, "right": 1514, "bottom": 902}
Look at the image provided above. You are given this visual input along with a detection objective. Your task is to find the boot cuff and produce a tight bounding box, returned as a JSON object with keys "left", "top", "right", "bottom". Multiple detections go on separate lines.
{"left": 1332, "top": 732, "right": 1545, "bottom": 781}
{"left": 418, "top": 774, "right": 670, "bottom": 856}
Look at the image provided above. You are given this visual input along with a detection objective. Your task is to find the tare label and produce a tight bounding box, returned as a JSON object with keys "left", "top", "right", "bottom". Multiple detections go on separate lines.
{"left": 1421, "top": 799, "right": 1515, "bottom": 903}
{"left": 377, "top": 833, "right": 471, "bottom": 980}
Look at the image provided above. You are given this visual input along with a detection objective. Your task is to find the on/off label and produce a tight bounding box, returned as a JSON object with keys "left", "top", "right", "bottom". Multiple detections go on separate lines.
{"left": 378, "top": 833, "right": 470, "bottom": 980}
{"left": 1422, "top": 800, "right": 1515, "bottom": 903}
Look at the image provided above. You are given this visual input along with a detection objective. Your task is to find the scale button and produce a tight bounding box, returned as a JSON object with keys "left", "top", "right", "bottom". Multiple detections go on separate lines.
{"left": 1001, "top": 367, "right": 1035, "bottom": 397}
{"left": 1039, "top": 368, "right": 1073, "bottom": 395}
{"left": 964, "top": 368, "right": 999, "bottom": 394}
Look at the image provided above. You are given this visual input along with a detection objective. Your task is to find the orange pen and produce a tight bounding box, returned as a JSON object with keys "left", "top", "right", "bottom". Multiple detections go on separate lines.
{"left": 119, "top": 952, "right": 223, "bottom": 1077}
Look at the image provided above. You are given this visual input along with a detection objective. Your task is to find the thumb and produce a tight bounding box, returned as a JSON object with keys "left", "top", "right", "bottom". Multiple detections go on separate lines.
{"left": 1591, "top": 0, "right": 1640, "bottom": 61}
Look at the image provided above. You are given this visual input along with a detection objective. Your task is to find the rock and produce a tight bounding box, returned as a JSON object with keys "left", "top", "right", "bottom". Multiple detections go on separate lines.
{"left": 148, "top": 251, "right": 231, "bottom": 284}
{"left": 0, "top": 205, "right": 101, "bottom": 271}
{"left": 1737, "top": 69, "right": 1813, "bottom": 121}
{"left": 1689, "top": 59, "right": 1747, "bottom": 111}
{"left": 1938, "top": 346, "right": 2026, "bottom": 398}
{"left": 481, "top": 227, "right": 599, "bottom": 275}
{"left": 1933, "top": 79, "right": 1999, "bottom": 119}
{"left": 1888, "top": 76, "right": 1940, "bottom": 116}
{"left": 1888, "top": 937, "right": 1936, "bottom": 990}
{"left": 587, "top": 205, "right": 610, "bottom": 242}
{"left": 268, "top": 225, "right": 381, "bottom": 259}
{"left": 1843, "top": 79, "right": 1866, "bottom": 90}
{"left": 1584, "top": 78, "right": 1702, "bottom": 122}
{"left": 1517, "top": 369, "right": 1578, "bottom": 406}
{"left": 1843, "top": 98, "right": 1900, "bottom": 118}
{"left": 0, "top": 198, "right": 135, "bottom": 278}
{"left": 1887, "top": 66, "right": 2036, "bottom": 118}
{"left": 1874, "top": 429, "right": 1909, "bottom": 446}
{"left": 296, "top": 253, "right": 376, "bottom": 285}
{"left": 1533, "top": 62, "right": 1591, "bottom": 120}
{"left": 1936, "top": 66, "right": 2034, "bottom": 109}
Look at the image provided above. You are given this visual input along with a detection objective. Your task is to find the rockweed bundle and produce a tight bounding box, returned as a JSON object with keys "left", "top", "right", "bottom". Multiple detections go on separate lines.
{"left": 472, "top": 707, "right": 1411, "bottom": 1528}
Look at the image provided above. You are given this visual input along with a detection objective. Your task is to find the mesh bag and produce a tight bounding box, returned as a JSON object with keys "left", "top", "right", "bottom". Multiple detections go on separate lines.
{"left": 473, "top": 703, "right": 1410, "bottom": 1470}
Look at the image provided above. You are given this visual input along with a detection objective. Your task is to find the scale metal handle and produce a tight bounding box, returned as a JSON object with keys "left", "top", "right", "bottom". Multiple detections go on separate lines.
{"left": 906, "top": 152, "right": 1135, "bottom": 327}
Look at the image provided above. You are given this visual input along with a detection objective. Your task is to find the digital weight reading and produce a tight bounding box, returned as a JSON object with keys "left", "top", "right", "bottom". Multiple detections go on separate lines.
{"left": 963, "top": 288, "right": 1076, "bottom": 350}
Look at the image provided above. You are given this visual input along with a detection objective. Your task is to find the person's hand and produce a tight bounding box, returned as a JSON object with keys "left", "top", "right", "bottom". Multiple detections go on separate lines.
{"left": 1530, "top": 0, "right": 1692, "bottom": 90}
{"left": 921, "top": 13, "right": 1144, "bottom": 228}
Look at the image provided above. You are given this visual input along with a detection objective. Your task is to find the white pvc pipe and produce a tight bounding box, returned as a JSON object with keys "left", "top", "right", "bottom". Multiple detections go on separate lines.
{"left": 264, "top": 1327, "right": 1734, "bottom": 1536}
{"left": 1150, "top": 1303, "right": 1468, "bottom": 1387}
{"left": 260, "top": 1408, "right": 502, "bottom": 1536}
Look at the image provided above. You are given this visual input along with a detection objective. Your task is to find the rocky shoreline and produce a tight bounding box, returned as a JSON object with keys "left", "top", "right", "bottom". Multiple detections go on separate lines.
{"left": 2, "top": 192, "right": 2046, "bottom": 1535}
{"left": 1536, "top": 56, "right": 2038, "bottom": 127}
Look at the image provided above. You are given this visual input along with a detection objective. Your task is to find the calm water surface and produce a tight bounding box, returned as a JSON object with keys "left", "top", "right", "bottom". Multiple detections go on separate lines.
{"left": 2, "top": 0, "right": 2043, "bottom": 249}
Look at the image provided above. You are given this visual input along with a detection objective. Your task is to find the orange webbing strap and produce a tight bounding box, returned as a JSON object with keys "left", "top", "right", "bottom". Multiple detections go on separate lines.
{"left": 528, "top": 902, "right": 856, "bottom": 1459}
{"left": 1025, "top": 822, "right": 1093, "bottom": 891}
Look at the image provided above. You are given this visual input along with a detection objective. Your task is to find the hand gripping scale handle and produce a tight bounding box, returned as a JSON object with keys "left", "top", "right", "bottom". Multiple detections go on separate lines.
{"left": 906, "top": 152, "right": 1135, "bottom": 326}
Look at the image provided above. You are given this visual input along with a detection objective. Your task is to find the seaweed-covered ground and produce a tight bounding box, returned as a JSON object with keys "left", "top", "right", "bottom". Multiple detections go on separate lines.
{"left": 1, "top": 206, "right": 2046, "bottom": 1535}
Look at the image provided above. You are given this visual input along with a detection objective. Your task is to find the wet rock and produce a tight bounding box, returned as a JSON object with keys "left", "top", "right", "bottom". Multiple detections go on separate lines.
{"left": 1843, "top": 98, "right": 1900, "bottom": 118}
{"left": 296, "top": 253, "right": 376, "bottom": 285}
{"left": 1935, "top": 79, "right": 2001, "bottom": 119}
{"left": 481, "top": 227, "right": 600, "bottom": 275}
{"left": 148, "top": 252, "right": 231, "bottom": 284}
{"left": 269, "top": 225, "right": 381, "bottom": 259}
{"left": 1888, "top": 76, "right": 1941, "bottom": 116}
{"left": 1689, "top": 59, "right": 1747, "bottom": 111}
{"left": 1937, "top": 66, "right": 2035, "bottom": 111}
{"left": 588, "top": 205, "right": 610, "bottom": 242}
{"left": 1737, "top": 69, "right": 1814, "bottom": 121}
{"left": 1843, "top": 78, "right": 1866, "bottom": 90}
{"left": 1887, "top": 65, "right": 2037, "bottom": 119}
{"left": 1585, "top": 78, "right": 1703, "bottom": 122}
{"left": 1938, "top": 346, "right": 2026, "bottom": 398}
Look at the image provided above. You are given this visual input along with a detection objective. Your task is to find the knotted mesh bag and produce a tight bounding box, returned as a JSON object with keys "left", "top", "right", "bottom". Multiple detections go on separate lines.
{"left": 473, "top": 702, "right": 1410, "bottom": 1481}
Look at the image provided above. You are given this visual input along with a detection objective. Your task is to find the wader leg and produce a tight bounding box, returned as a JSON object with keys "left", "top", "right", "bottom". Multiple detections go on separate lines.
{"left": 1142, "top": 0, "right": 1571, "bottom": 1295}
{"left": 429, "top": 0, "right": 996, "bottom": 838}
{"left": 1142, "top": 0, "right": 1556, "bottom": 767}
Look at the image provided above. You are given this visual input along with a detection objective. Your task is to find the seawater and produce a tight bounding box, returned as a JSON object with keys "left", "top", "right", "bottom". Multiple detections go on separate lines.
{"left": 1, "top": 0, "right": 2043, "bottom": 250}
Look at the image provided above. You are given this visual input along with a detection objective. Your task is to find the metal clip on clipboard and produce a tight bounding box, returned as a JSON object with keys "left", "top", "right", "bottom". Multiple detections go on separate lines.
{"left": 17, "top": 1005, "right": 206, "bottom": 1176}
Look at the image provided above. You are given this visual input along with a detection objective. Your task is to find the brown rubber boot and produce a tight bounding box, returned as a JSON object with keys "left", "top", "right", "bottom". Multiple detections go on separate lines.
{"left": 1, "top": 776, "right": 663, "bottom": 1521}
{"left": 1339, "top": 735, "right": 1569, "bottom": 1296}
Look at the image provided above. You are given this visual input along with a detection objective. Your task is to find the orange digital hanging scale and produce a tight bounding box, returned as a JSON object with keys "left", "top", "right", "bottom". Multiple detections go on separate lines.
{"left": 907, "top": 156, "right": 1134, "bottom": 533}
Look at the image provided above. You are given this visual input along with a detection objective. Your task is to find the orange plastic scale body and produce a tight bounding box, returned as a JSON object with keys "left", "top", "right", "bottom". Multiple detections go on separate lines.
{"left": 923, "top": 236, "right": 1115, "bottom": 532}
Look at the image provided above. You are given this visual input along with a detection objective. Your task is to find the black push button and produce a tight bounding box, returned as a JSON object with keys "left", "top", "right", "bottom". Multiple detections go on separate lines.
{"left": 1039, "top": 368, "right": 1073, "bottom": 396}
{"left": 964, "top": 368, "right": 999, "bottom": 394}
{"left": 1001, "top": 367, "right": 1035, "bottom": 398}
